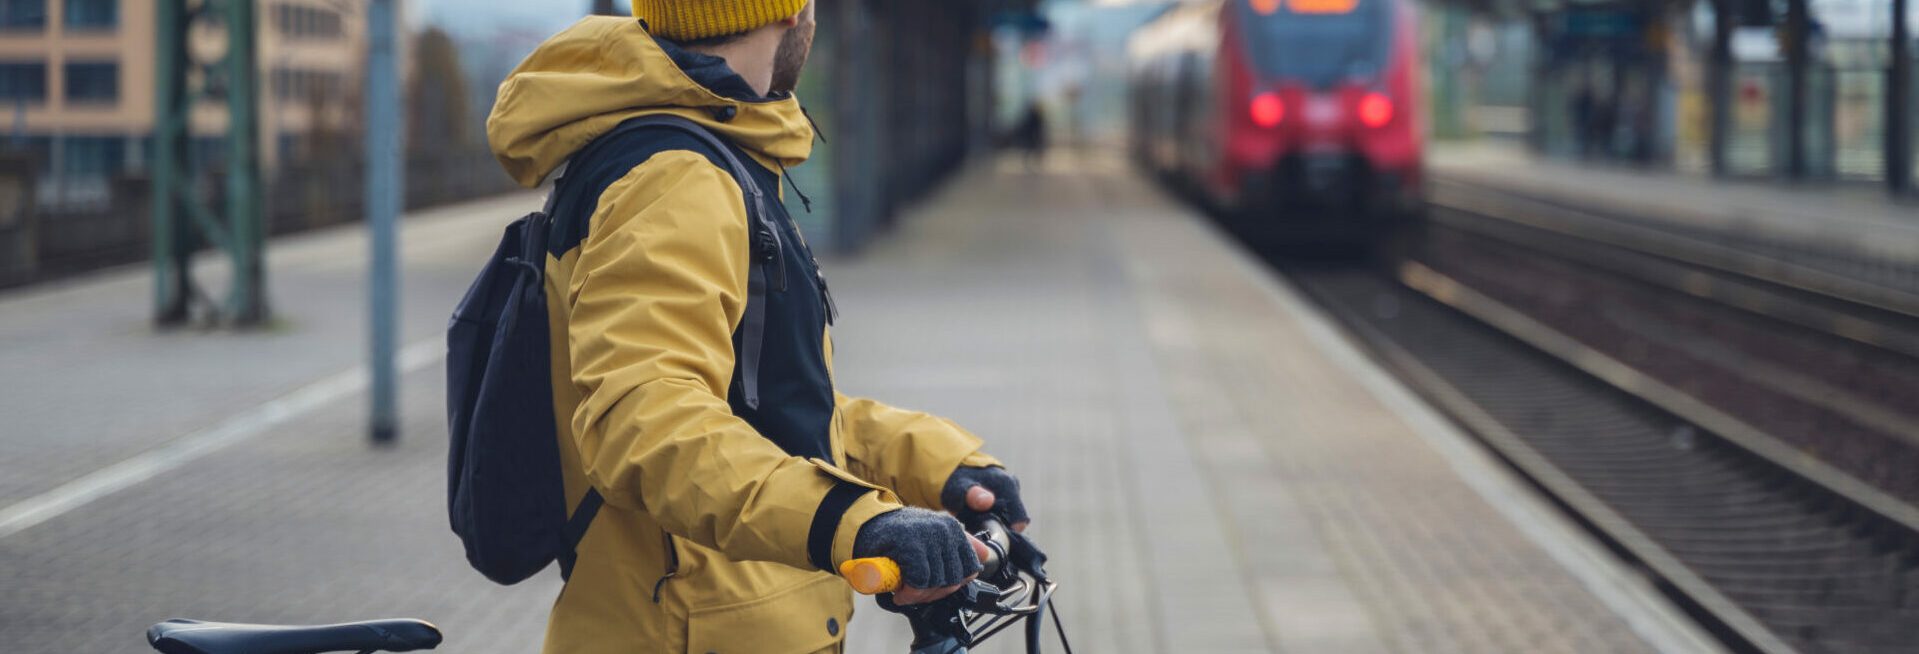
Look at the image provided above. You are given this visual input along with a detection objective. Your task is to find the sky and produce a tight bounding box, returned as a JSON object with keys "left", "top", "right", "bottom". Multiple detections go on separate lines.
{"left": 412, "top": 0, "right": 591, "bottom": 39}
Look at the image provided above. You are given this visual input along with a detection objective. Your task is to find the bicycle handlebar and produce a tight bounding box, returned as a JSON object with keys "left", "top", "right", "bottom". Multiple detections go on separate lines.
{"left": 842, "top": 517, "right": 1015, "bottom": 596}
{"left": 845, "top": 514, "right": 1071, "bottom": 653}
{"left": 840, "top": 557, "right": 904, "bottom": 595}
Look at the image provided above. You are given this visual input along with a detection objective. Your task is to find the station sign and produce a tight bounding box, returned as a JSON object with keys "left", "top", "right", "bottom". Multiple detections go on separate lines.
{"left": 1557, "top": 8, "right": 1645, "bottom": 39}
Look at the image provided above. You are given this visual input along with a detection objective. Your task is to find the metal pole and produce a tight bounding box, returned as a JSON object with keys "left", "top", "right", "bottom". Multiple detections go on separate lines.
{"left": 225, "top": 0, "right": 267, "bottom": 325}
{"left": 1431, "top": 7, "right": 1466, "bottom": 140}
{"left": 1784, "top": 0, "right": 1809, "bottom": 179}
{"left": 1889, "top": 0, "right": 1912, "bottom": 193}
{"left": 1528, "top": 12, "right": 1550, "bottom": 153}
{"left": 1708, "top": 0, "right": 1733, "bottom": 175}
{"left": 367, "top": 0, "right": 402, "bottom": 444}
{"left": 153, "top": 0, "right": 187, "bottom": 325}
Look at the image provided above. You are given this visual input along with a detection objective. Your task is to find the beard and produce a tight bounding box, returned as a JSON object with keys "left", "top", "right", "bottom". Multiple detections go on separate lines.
{"left": 768, "top": 20, "right": 815, "bottom": 95}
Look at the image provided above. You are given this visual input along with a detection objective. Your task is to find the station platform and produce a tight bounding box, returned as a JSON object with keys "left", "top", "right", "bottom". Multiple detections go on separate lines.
{"left": 0, "top": 151, "right": 1715, "bottom": 653}
{"left": 1429, "top": 143, "right": 1919, "bottom": 273}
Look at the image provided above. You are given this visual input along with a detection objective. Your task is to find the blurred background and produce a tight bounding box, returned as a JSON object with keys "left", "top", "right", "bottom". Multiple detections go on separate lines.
{"left": 2, "top": 0, "right": 1918, "bottom": 653}
{"left": 1, "top": 0, "right": 1915, "bottom": 288}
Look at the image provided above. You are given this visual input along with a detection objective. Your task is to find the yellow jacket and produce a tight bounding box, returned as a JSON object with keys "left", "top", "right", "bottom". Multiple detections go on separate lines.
{"left": 487, "top": 17, "right": 998, "bottom": 654}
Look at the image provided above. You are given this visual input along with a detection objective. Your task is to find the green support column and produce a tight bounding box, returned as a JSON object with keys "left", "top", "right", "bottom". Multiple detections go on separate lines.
{"left": 1888, "top": 0, "right": 1911, "bottom": 193}
{"left": 1430, "top": 7, "right": 1468, "bottom": 140}
{"left": 1708, "top": 0, "right": 1734, "bottom": 175}
{"left": 1783, "top": 0, "right": 1810, "bottom": 179}
{"left": 151, "top": 0, "right": 267, "bottom": 327}
{"left": 1527, "top": 12, "right": 1550, "bottom": 153}
{"left": 224, "top": 0, "right": 267, "bottom": 325}
{"left": 152, "top": 0, "right": 187, "bottom": 324}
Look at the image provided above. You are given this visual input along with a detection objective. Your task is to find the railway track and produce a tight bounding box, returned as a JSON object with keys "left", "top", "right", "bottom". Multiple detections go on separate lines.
{"left": 1266, "top": 190, "right": 1919, "bottom": 654}
{"left": 1428, "top": 179, "right": 1919, "bottom": 332}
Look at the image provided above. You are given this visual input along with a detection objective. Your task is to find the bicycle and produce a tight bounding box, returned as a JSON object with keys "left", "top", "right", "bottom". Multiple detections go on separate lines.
{"left": 844, "top": 513, "right": 1072, "bottom": 654}
{"left": 146, "top": 513, "right": 1069, "bottom": 654}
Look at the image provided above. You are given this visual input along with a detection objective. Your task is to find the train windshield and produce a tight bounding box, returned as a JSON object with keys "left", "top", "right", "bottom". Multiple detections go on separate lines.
{"left": 1236, "top": 0, "right": 1392, "bottom": 89}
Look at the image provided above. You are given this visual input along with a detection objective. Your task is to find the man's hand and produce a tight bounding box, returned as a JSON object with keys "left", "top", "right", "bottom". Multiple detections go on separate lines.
{"left": 941, "top": 466, "right": 1031, "bottom": 532}
{"left": 852, "top": 508, "right": 991, "bottom": 605}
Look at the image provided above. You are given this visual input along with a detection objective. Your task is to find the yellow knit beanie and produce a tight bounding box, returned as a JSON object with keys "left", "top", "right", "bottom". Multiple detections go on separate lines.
{"left": 631, "top": 0, "right": 808, "bottom": 42}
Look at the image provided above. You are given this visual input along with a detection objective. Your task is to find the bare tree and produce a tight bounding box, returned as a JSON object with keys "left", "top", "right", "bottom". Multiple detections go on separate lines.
{"left": 407, "top": 27, "right": 471, "bottom": 153}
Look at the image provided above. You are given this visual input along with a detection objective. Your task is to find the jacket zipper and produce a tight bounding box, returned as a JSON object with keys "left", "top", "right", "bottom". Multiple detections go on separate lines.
{"left": 778, "top": 211, "right": 839, "bottom": 324}
{"left": 816, "top": 268, "right": 839, "bottom": 325}
{"left": 651, "top": 531, "right": 680, "bottom": 603}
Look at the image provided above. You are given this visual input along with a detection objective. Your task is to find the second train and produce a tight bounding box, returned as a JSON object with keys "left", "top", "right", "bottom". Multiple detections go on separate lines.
{"left": 1129, "top": 0, "right": 1424, "bottom": 247}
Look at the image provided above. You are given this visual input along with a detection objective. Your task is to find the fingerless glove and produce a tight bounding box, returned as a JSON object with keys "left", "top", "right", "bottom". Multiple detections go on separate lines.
{"left": 941, "top": 465, "right": 1030, "bottom": 526}
{"left": 852, "top": 507, "right": 982, "bottom": 589}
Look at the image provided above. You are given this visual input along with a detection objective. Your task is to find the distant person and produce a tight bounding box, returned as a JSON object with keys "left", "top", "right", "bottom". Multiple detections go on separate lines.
{"left": 1592, "top": 90, "right": 1617, "bottom": 159}
{"left": 1016, "top": 102, "right": 1048, "bottom": 169}
{"left": 485, "top": 3, "right": 1033, "bottom": 652}
{"left": 1573, "top": 82, "right": 1596, "bottom": 158}
{"left": 1624, "top": 82, "right": 1656, "bottom": 163}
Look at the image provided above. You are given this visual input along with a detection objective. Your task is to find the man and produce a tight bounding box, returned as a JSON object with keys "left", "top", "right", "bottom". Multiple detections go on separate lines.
{"left": 485, "top": 2, "right": 1032, "bottom": 652}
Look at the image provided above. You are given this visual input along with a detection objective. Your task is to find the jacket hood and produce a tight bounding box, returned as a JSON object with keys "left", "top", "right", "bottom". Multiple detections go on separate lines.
{"left": 487, "top": 16, "right": 815, "bottom": 187}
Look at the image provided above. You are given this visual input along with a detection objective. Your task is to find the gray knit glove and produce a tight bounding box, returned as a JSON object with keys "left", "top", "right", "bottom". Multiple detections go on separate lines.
{"left": 941, "top": 465, "right": 1030, "bottom": 527}
{"left": 852, "top": 507, "right": 982, "bottom": 589}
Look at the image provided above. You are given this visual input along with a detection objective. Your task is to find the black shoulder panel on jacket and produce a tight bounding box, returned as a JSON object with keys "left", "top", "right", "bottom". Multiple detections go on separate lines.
{"left": 545, "top": 120, "right": 837, "bottom": 463}
{"left": 545, "top": 128, "right": 750, "bottom": 258}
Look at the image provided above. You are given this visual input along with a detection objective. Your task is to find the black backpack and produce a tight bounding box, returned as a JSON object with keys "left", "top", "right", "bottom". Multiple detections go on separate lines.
{"left": 446, "top": 115, "right": 782, "bottom": 585}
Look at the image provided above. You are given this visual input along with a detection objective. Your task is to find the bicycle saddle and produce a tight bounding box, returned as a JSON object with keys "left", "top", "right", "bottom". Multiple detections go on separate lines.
{"left": 147, "top": 618, "right": 442, "bottom": 654}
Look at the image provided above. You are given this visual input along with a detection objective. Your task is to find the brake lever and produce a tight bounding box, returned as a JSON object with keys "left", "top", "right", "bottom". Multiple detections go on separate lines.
{"left": 877, "top": 579, "right": 1003, "bottom": 651}
{"left": 877, "top": 512, "right": 1062, "bottom": 652}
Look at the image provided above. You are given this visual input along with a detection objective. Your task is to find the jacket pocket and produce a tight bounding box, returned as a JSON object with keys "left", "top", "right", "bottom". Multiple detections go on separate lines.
{"left": 808, "top": 457, "right": 888, "bottom": 495}
{"left": 684, "top": 574, "right": 851, "bottom": 654}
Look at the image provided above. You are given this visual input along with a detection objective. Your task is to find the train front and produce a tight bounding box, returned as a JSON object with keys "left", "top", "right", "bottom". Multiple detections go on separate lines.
{"left": 1222, "top": 0, "right": 1422, "bottom": 242}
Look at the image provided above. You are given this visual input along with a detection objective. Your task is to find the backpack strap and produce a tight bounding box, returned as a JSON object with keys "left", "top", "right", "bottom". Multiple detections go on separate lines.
{"left": 613, "top": 115, "right": 783, "bottom": 412}
{"left": 556, "top": 114, "right": 783, "bottom": 411}
{"left": 550, "top": 115, "right": 783, "bottom": 580}
{"left": 557, "top": 487, "right": 602, "bottom": 580}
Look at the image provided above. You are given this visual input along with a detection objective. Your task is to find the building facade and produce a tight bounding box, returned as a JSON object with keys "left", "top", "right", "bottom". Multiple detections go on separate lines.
{"left": 0, "top": 0, "right": 368, "bottom": 208}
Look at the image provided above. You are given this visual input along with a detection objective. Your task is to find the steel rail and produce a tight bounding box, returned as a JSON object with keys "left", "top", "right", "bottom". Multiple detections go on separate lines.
{"left": 1286, "top": 266, "right": 1919, "bottom": 654}
{"left": 1397, "top": 260, "right": 1919, "bottom": 539}
{"left": 1428, "top": 179, "right": 1919, "bottom": 324}
{"left": 1310, "top": 277, "right": 1794, "bottom": 654}
{"left": 1416, "top": 214, "right": 1919, "bottom": 450}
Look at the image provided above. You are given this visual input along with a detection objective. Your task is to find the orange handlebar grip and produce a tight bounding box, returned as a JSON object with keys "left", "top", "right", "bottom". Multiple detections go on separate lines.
{"left": 840, "top": 557, "right": 902, "bottom": 595}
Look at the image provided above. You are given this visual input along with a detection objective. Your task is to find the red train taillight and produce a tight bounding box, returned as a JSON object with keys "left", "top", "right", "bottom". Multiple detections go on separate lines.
{"left": 1250, "top": 92, "right": 1284, "bottom": 128}
{"left": 1358, "top": 92, "right": 1394, "bottom": 128}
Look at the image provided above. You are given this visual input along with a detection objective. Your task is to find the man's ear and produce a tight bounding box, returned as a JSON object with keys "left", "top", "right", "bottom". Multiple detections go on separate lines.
{"left": 779, "top": 13, "right": 802, "bottom": 27}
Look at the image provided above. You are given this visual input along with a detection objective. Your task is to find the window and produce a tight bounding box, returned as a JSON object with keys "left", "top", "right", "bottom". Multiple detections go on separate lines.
{"left": 1237, "top": 0, "right": 1391, "bottom": 89}
{"left": 277, "top": 131, "right": 300, "bottom": 162}
{"left": 273, "top": 67, "right": 303, "bottom": 101}
{"left": 273, "top": 67, "right": 342, "bottom": 102}
{"left": 57, "top": 135, "right": 125, "bottom": 178}
{"left": 64, "top": 61, "right": 115, "bottom": 103}
{"left": 315, "top": 8, "right": 340, "bottom": 37}
{"left": 0, "top": 62, "right": 46, "bottom": 102}
{"left": 274, "top": 3, "right": 342, "bottom": 39}
{"left": 0, "top": 0, "right": 45, "bottom": 29}
{"left": 62, "top": 0, "right": 112, "bottom": 29}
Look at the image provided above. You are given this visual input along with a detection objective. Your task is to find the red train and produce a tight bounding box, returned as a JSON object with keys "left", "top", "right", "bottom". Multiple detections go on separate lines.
{"left": 1128, "top": 0, "right": 1424, "bottom": 247}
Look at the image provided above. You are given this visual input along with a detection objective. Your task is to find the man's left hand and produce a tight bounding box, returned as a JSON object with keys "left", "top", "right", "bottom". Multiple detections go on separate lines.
{"left": 940, "top": 466, "right": 1030, "bottom": 532}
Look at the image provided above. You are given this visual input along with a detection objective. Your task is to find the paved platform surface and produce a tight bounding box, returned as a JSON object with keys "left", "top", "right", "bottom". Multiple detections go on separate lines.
{"left": 0, "top": 197, "right": 540, "bottom": 508}
{"left": 1430, "top": 143, "right": 1919, "bottom": 266}
{"left": 3, "top": 152, "right": 1712, "bottom": 653}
